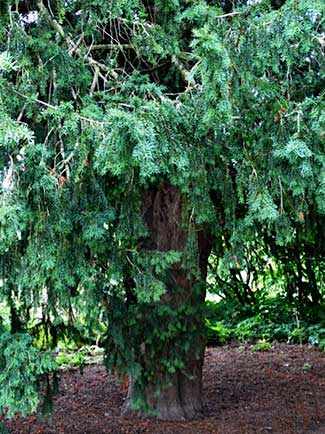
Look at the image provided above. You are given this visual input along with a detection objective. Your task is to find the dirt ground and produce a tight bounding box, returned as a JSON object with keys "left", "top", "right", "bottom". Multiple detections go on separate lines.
{"left": 3, "top": 344, "right": 325, "bottom": 434}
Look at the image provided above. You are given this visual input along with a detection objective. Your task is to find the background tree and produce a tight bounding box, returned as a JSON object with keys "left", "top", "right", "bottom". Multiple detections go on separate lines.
{"left": 0, "top": 0, "right": 324, "bottom": 420}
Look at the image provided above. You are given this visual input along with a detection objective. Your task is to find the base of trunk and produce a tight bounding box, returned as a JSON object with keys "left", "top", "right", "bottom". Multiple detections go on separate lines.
{"left": 121, "top": 358, "right": 204, "bottom": 421}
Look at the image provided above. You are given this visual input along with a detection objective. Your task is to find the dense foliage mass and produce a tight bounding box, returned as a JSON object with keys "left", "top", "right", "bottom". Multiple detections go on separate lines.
{"left": 0, "top": 0, "right": 324, "bottom": 420}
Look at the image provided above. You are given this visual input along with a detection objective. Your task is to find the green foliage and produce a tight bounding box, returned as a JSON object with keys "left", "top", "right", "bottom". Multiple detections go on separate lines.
{"left": 0, "top": 0, "right": 323, "bottom": 416}
{"left": 205, "top": 296, "right": 325, "bottom": 346}
{"left": 252, "top": 339, "right": 272, "bottom": 352}
{"left": 56, "top": 349, "right": 86, "bottom": 370}
{"left": 302, "top": 362, "right": 312, "bottom": 372}
{"left": 307, "top": 325, "right": 325, "bottom": 351}
{"left": 0, "top": 332, "right": 56, "bottom": 417}
{"left": 205, "top": 319, "right": 232, "bottom": 345}
{"left": 288, "top": 327, "right": 306, "bottom": 344}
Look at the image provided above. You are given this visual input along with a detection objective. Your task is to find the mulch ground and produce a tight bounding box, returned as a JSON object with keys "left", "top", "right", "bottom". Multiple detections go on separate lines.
{"left": 3, "top": 344, "right": 325, "bottom": 434}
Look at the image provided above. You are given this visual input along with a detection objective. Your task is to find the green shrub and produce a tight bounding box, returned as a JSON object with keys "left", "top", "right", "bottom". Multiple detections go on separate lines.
{"left": 288, "top": 327, "right": 307, "bottom": 344}
{"left": 234, "top": 315, "right": 265, "bottom": 342}
{"left": 56, "top": 348, "right": 87, "bottom": 370}
{"left": 307, "top": 325, "right": 325, "bottom": 350}
{"left": 205, "top": 296, "right": 324, "bottom": 346}
{"left": 205, "top": 320, "right": 232, "bottom": 345}
{"left": 252, "top": 339, "right": 272, "bottom": 352}
{"left": 302, "top": 362, "right": 312, "bottom": 372}
{"left": 0, "top": 332, "right": 56, "bottom": 417}
{"left": 205, "top": 299, "right": 253, "bottom": 324}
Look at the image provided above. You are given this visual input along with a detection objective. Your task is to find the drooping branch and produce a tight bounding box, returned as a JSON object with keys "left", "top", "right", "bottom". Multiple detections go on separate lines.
{"left": 12, "top": 89, "right": 108, "bottom": 125}
{"left": 36, "top": 1, "right": 118, "bottom": 80}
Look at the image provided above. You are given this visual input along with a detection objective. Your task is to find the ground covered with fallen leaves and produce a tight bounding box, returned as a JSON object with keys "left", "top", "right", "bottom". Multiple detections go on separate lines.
{"left": 3, "top": 344, "right": 325, "bottom": 434}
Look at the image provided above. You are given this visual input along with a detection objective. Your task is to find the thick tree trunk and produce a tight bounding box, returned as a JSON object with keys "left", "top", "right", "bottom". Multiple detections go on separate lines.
{"left": 122, "top": 354, "right": 204, "bottom": 420}
{"left": 122, "top": 182, "right": 212, "bottom": 420}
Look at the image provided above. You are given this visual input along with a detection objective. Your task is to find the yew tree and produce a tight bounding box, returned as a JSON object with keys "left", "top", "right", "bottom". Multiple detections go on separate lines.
{"left": 0, "top": 0, "right": 324, "bottom": 421}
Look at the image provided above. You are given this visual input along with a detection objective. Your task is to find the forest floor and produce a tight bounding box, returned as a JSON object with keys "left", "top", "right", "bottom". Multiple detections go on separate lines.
{"left": 3, "top": 344, "right": 325, "bottom": 434}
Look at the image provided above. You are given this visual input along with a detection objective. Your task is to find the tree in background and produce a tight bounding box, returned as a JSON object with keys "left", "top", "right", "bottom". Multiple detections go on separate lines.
{"left": 0, "top": 0, "right": 323, "bottom": 420}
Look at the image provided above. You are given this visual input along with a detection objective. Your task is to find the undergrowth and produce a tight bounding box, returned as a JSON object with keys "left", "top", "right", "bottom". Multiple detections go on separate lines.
{"left": 205, "top": 296, "right": 325, "bottom": 350}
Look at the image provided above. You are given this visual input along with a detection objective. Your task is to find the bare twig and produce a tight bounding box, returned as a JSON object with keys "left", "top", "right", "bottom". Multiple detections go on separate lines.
{"left": 216, "top": 11, "right": 241, "bottom": 19}
{"left": 90, "top": 66, "right": 100, "bottom": 95}
{"left": 90, "top": 44, "right": 132, "bottom": 50}
{"left": 17, "top": 103, "right": 27, "bottom": 122}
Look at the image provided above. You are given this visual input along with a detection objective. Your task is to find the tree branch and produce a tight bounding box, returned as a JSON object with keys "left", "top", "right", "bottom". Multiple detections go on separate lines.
{"left": 12, "top": 89, "right": 108, "bottom": 125}
{"left": 37, "top": 1, "right": 118, "bottom": 80}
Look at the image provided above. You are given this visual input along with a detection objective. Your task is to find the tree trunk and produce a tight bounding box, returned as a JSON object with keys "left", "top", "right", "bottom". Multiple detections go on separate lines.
{"left": 122, "top": 356, "right": 204, "bottom": 420}
{"left": 122, "top": 182, "right": 211, "bottom": 420}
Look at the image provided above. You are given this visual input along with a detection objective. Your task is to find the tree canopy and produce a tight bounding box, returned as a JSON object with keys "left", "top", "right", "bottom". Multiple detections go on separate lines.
{"left": 0, "top": 0, "right": 324, "bottom": 420}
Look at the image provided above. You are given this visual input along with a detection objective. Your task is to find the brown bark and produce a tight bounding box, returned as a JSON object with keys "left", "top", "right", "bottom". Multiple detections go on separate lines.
{"left": 122, "top": 340, "right": 205, "bottom": 420}
{"left": 122, "top": 182, "right": 212, "bottom": 420}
